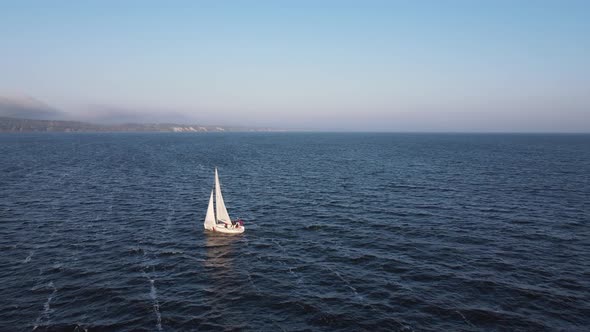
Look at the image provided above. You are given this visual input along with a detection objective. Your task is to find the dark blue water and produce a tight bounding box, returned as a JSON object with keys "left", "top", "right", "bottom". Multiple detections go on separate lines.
{"left": 1, "top": 133, "right": 589, "bottom": 331}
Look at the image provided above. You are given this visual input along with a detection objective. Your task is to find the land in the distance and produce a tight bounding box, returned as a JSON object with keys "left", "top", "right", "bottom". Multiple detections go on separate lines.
{"left": 0, "top": 96, "right": 285, "bottom": 133}
{"left": 0, "top": 117, "right": 282, "bottom": 133}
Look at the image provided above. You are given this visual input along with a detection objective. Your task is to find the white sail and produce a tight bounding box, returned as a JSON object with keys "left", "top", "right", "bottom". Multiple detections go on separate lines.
{"left": 204, "top": 190, "right": 216, "bottom": 230}
{"left": 215, "top": 168, "right": 232, "bottom": 225}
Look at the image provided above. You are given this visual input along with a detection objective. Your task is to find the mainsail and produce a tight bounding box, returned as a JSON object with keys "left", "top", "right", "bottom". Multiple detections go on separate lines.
{"left": 214, "top": 168, "right": 232, "bottom": 225}
{"left": 204, "top": 190, "right": 216, "bottom": 230}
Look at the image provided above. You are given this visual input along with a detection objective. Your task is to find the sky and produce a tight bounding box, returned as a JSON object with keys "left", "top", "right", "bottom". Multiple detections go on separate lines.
{"left": 0, "top": 0, "right": 589, "bottom": 131}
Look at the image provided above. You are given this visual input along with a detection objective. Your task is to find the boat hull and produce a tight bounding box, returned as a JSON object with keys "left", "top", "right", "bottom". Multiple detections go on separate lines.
{"left": 208, "top": 224, "right": 245, "bottom": 234}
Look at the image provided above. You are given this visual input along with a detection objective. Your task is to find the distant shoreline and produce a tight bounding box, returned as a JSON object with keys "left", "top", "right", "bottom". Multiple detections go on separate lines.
{"left": 0, "top": 117, "right": 286, "bottom": 133}
{"left": 0, "top": 117, "right": 588, "bottom": 134}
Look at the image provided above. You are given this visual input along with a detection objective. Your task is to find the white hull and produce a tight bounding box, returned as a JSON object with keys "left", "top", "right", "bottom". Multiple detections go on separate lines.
{"left": 210, "top": 224, "right": 245, "bottom": 234}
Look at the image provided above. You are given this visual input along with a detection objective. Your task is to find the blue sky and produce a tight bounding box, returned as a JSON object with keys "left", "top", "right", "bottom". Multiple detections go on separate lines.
{"left": 0, "top": 0, "right": 588, "bottom": 131}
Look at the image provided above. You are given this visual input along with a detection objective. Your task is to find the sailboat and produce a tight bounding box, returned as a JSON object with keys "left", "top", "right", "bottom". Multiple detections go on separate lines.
{"left": 204, "top": 168, "right": 245, "bottom": 234}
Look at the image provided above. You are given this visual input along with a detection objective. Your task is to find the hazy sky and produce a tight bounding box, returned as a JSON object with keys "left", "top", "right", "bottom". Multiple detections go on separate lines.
{"left": 1, "top": 0, "right": 589, "bottom": 131}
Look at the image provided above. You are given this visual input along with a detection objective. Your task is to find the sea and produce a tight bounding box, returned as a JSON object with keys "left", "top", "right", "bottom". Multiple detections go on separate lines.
{"left": 0, "top": 133, "right": 588, "bottom": 331}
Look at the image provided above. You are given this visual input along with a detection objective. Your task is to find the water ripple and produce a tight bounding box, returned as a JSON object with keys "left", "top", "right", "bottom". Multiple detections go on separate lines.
{"left": 1, "top": 133, "right": 589, "bottom": 331}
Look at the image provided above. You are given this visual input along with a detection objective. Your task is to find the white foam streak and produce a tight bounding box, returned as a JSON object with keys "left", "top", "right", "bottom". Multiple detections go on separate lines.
{"left": 272, "top": 239, "right": 304, "bottom": 285}
{"left": 148, "top": 278, "right": 162, "bottom": 331}
{"left": 32, "top": 281, "right": 57, "bottom": 331}
{"left": 24, "top": 251, "right": 33, "bottom": 263}
{"left": 326, "top": 266, "right": 363, "bottom": 301}
{"left": 456, "top": 310, "right": 476, "bottom": 328}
